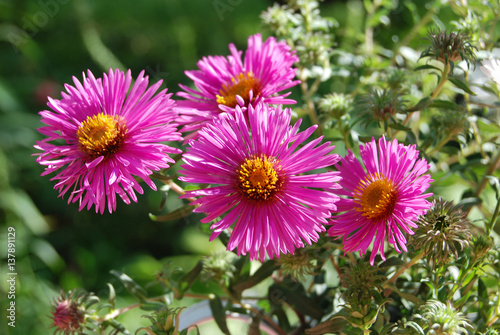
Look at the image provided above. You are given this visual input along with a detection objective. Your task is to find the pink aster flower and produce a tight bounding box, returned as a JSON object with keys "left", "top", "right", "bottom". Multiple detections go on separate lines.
{"left": 176, "top": 33, "right": 300, "bottom": 137}
{"left": 327, "top": 137, "right": 433, "bottom": 264}
{"left": 179, "top": 103, "right": 341, "bottom": 261}
{"left": 34, "top": 69, "right": 182, "bottom": 214}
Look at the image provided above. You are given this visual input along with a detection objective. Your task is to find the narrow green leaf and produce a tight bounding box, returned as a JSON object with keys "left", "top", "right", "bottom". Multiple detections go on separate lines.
{"left": 178, "top": 260, "right": 203, "bottom": 297}
{"left": 268, "top": 283, "right": 324, "bottom": 320}
{"left": 110, "top": 270, "right": 147, "bottom": 301}
{"left": 388, "top": 122, "right": 411, "bottom": 132}
{"left": 107, "top": 283, "right": 116, "bottom": 309}
{"left": 209, "top": 295, "right": 231, "bottom": 335}
{"left": 406, "top": 321, "right": 425, "bottom": 335}
{"left": 414, "top": 64, "right": 442, "bottom": 72}
{"left": 149, "top": 205, "right": 196, "bottom": 222}
{"left": 448, "top": 77, "right": 476, "bottom": 95}
{"left": 305, "top": 317, "right": 346, "bottom": 335}
{"left": 379, "top": 256, "right": 405, "bottom": 268}
{"left": 232, "top": 260, "right": 278, "bottom": 293}
{"left": 406, "top": 97, "right": 431, "bottom": 112}
{"left": 478, "top": 278, "right": 488, "bottom": 299}
{"left": 429, "top": 99, "right": 465, "bottom": 111}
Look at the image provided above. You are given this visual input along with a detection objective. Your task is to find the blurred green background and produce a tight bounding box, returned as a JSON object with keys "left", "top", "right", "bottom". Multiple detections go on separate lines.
{"left": 0, "top": 0, "right": 455, "bottom": 334}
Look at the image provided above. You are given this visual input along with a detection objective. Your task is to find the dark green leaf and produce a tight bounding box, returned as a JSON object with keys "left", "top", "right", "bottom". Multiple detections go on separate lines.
{"left": 406, "top": 97, "right": 431, "bottom": 112}
{"left": 140, "top": 301, "right": 168, "bottom": 311}
{"left": 478, "top": 278, "right": 488, "bottom": 299}
{"left": 268, "top": 283, "right": 324, "bottom": 320}
{"left": 414, "top": 64, "right": 442, "bottom": 72}
{"left": 379, "top": 256, "right": 405, "bottom": 268}
{"left": 232, "top": 260, "right": 278, "bottom": 293}
{"left": 448, "top": 77, "right": 476, "bottom": 95}
{"left": 110, "top": 270, "right": 147, "bottom": 301}
{"left": 305, "top": 317, "right": 346, "bottom": 335}
{"left": 209, "top": 295, "right": 231, "bottom": 335}
{"left": 388, "top": 122, "right": 411, "bottom": 132}
{"left": 178, "top": 261, "right": 203, "bottom": 297}
{"left": 429, "top": 99, "right": 465, "bottom": 111}
{"left": 149, "top": 205, "right": 196, "bottom": 222}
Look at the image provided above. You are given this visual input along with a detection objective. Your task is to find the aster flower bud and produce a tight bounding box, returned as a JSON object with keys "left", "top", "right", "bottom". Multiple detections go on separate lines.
{"left": 470, "top": 235, "right": 494, "bottom": 263}
{"left": 413, "top": 300, "right": 471, "bottom": 335}
{"left": 276, "top": 247, "right": 318, "bottom": 281}
{"left": 354, "top": 88, "right": 407, "bottom": 130}
{"left": 340, "top": 260, "right": 386, "bottom": 310}
{"left": 139, "top": 307, "right": 185, "bottom": 335}
{"left": 420, "top": 29, "right": 476, "bottom": 69}
{"left": 318, "top": 93, "right": 352, "bottom": 120}
{"left": 51, "top": 291, "right": 86, "bottom": 335}
{"left": 201, "top": 252, "right": 236, "bottom": 285}
{"left": 429, "top": 109, "right": 469, "bottom": 145}
{"left": 412, "top": 198, "right": 473, "bottom": 267}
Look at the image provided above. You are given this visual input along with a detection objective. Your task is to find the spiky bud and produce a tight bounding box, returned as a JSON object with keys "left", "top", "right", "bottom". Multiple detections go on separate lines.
{"left": 412, "top": 198, "right": 473, "bottom": 267}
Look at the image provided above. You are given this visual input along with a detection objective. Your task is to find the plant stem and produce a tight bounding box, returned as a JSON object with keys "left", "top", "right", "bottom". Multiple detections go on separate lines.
{"left": 430, "top": 62, "right": 450, "bottom": 100}
{"left": 383, "top": 251, "right": 425, "bottom": 288}
{"left": 487, "top": 195, "right": 500, "bottom": 236}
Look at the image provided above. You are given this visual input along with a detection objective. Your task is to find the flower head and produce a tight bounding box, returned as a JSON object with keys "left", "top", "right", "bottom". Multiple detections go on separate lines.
{"left": 179, "top": 103, "right": 341, "bottom": 261}
{"left": 34, "top": 69, "right": 182, "bottom": 214}
{"left": 412, "top": 198, "right": 473, "bottom": 266}
{"left": 176, "top": 33, "right": 300, "bottom": 137}
{"left": 327, "top": 137, "right": 433, "bottom": 264}
{"left": 355, "top": 88, "right": 407, "bottom": 130}
{"left": 420, "top": 29, "right": 476, "bottom": 68}
{"left": 50, "top": 290, "right": 89, "bottom": 335}
{"left": 413, "top": 300, "right": 471, "bottom": 335}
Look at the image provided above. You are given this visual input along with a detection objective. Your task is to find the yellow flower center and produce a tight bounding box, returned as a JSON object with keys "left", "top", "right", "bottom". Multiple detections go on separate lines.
{"left": 354, "top": 173, "right": 397, "bottom": 220}
{"left": 216, "top": 72, "right": 260, "bottom": 108}
{"left": 76, "top": 113, "right": 128, "bottom": 158}
{"left": 236, "top": 155, "right": 283, "bottom": 202}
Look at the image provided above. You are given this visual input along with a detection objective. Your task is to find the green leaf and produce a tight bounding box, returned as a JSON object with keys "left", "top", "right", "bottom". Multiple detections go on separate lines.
{"left": 429, "top": 99, "right": 465, "bottom": 111}
{"left": 406, "top": 97, "right": 431, "bottom": 112}
{"left": 107, "top": 283, "right": 116, "bottom": 309}
{"left": 448, "top": 77, "right": 476, "bottom": 95}
{"left": 478, "top": 278, "right": 488, "bottom": 299}
{"left": 178, "top": 260, "right": 203, "bottom": 297}
{"left": 305, "top": 317, "right": 346, "bottom": 335}
{"left": 110, "top": 270, "right": 147, "bottom": 301}
{"left": 232, "top": 260, "right": 278, "bottom": 293}
{"left": 414, "top": 64, "right": 442, "bottom": 72}
{"left": 388, "top": 122, "right": 411, "bottom": 132}
{"left": 140, "top": 301, "right": 168, "bottom": 311}
{"left": 149, "top": 205, "right": 196, "bottom": 222}
{"left": 379, "top": 256, "right": 405, "bottom": 268}
{"left": 268, "top": 282, "right": 324, "bottom": 320}
{"left": 209, "top": 295, "right": 231, "bottom": 335}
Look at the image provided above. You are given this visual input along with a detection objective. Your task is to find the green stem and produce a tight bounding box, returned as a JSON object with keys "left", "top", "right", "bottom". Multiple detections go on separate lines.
{"left": 425, "top": 133, "right": 454, "bottom": 156}
{"left": 383, "top": 251, "right": 425, "bottom": 288}
{"left": 382, "top": 251, "right": 425, "bottom": 288}
{"left": 430, "top": 62, "right": 450, "bottom": 100}
{"left": 487, "top": 195, "right": 500, "bottom": 236}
